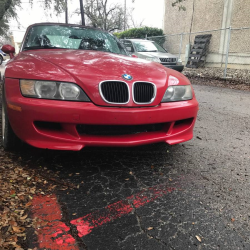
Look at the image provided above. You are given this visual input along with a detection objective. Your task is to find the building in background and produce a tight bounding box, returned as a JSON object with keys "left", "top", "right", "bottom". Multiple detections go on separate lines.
{"left": 11, "top": 35, "right": 23, "bottom": 54}
{"left": 163, "top": 0, "right": 250, "bottom": 69}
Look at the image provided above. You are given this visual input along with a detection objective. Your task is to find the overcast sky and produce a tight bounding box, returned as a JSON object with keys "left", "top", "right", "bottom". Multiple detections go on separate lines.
{"left": 10, "top": 0, "right": 164, "bottom": 42}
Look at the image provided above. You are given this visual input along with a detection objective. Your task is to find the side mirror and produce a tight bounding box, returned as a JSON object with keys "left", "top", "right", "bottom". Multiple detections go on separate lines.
{"left": 2, "top": 44, "right": 15, "bottom": 59}
{"left": 132, "top": 54, "right": 138, "bottom": 58}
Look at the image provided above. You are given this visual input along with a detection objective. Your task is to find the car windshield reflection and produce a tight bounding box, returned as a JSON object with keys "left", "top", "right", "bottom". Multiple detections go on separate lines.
{"left": 22, "top": 24, "right": 127, "bottom": 55}
{"left": 133, "top": 41, "right": 167, "bottom": 53}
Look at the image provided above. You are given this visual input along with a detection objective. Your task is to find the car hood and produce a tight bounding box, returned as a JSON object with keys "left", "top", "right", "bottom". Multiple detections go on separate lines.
{"left": 5, "top": 49, "right": 176, "bottom": 107}
{"left": 137, "top": 51, "right": 178, "bottom": 59}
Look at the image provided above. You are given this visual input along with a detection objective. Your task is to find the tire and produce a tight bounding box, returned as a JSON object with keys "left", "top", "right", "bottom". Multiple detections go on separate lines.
{"left": 1, "top": 84, "right": 20, "bottom": 150}
{"left": 0, "top": 56, "right": 3, "bottom": 65}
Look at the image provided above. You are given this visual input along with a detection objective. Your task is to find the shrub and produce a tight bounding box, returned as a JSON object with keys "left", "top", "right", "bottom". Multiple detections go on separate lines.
{"left": 114, "top": 27, "right": 164, "bottom": 40}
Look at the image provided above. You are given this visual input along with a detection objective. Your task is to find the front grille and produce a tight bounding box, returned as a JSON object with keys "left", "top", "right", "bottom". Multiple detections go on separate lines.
{"left": 133, "top": 82, "right": 155, "bottom": 104}
{"left": 100, "top": 81, "right": 129, "bottom": 104}
{"left": 160, "top": 58, "right": 177, "bottom": 63}
{"left": 76, "top": 124, "right": 165, "bottom": 136}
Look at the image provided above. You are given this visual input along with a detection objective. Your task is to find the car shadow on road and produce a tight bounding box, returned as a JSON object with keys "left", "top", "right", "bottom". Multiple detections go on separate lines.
{"left": 6, "top": 142, "right": 177, "bottom": 174}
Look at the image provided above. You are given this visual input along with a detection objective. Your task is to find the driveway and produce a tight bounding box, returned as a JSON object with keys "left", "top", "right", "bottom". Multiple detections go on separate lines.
{"left": 1, "top": 84, "right": 250, "bottom": 249}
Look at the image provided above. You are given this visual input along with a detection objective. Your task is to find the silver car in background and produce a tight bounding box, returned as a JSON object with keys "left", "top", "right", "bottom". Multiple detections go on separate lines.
{"left": 121, "top": 39, "right": 184, "bottom": 72}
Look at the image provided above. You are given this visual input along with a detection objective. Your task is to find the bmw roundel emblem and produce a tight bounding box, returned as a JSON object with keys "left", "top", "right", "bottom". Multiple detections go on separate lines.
{"left": 122, "top": 74, "right": 133, "bottom": 81}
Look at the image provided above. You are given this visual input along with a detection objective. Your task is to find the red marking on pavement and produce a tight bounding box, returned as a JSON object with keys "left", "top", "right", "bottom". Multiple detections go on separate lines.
{"left": 71, "top": 185, "right": 175, "bottom": 237}
{"left": 31, "top": 184, "right": 175, "bottom": 248}
{"left": 32, "top": 195, "right": 78, "bottom": 250}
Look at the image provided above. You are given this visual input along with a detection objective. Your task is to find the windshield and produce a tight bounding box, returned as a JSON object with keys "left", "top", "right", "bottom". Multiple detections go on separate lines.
{"left": 133, "top": 41, "right": 167, "bottom": 53}
{"left": 22, "top": 25, "right": 127, "bottom": 55}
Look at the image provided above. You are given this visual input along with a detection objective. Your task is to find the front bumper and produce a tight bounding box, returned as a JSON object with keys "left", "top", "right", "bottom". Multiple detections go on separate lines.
{"left": 162, "top": 64, "right": 184, "bottom": 72}
{"left": 5, "top": 79, "right": 198, "bottom": 151}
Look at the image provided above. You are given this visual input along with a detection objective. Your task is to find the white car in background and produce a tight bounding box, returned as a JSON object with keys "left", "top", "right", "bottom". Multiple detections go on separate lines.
{"left": 0, "top": 49, "right": 9, "bottom": 65}
{"left": 122, "top": 39, "right": 184, "bottom": 72}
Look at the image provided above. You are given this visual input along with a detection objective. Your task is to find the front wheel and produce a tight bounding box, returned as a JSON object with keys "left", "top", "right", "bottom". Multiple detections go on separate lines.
{"left": 2, "top": 84, "right": 20, "bottom": 150}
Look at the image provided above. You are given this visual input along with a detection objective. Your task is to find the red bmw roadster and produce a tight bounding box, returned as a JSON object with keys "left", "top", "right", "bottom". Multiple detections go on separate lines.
{"left": 1, "top": 23, "right": 198, "bottom": 151}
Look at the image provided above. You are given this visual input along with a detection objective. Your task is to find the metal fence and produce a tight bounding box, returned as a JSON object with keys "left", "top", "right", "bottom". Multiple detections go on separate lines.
{"left": 148, "top": 26, "right": 250, "bottom": 78}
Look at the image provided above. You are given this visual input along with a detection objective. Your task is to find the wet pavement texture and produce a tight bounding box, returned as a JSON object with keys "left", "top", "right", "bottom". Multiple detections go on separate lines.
{"left": 1, "top": 84, "right": 250, "bottom": 249}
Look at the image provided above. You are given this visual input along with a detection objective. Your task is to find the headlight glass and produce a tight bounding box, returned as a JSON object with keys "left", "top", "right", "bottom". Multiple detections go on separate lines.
{"left": 59, "top": 82, "right": 80, "bottom": 99}
{"left": 161, "top": 85, "right": 193, "bottom": 102}
{"left": 177, "top": 58, "right": 183, "bottom": 65}
{"left": 35, "top": 81, "right": 57, "bottom": 98}
{"left": 20, "top": 80, "right": 90, "bottom": 102}
{"left": 145, "top": 57, "right": 160, "bottom": 63}
{"left": 20, "top": 80, "right": 36, "bottom": 97}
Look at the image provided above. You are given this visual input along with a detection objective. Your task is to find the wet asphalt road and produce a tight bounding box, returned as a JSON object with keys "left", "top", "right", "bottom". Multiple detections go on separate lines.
{"left": 1, "top": 81, "right": 250, "bottom": 249}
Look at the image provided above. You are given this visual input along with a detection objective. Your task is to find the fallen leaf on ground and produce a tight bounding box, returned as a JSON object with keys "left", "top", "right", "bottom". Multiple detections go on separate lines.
{"left": 196, "top": 235, "right": 202, "bottom": 242}
{"left": 12, "top": 226, "right": 25, "bottom": 233}
{"left": 0, "top": 146, "right": 70, "bottom": 249}
{"left": 20, "top": 214, "right": 28, "bottom": 220}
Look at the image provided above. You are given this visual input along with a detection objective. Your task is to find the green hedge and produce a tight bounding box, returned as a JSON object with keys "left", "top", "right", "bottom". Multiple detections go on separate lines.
{"left": 114, "top": 27, "right": 164, "bottom": 39}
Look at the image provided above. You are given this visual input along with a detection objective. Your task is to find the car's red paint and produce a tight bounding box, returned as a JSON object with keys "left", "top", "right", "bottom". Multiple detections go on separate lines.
{"left": 3, "top": 23, "right": 198, "bottom": 151}
{"left": 2, "top": 44, "right": 15, "bottom": 58}
{"left": 5, "top": 50, "right": 184, "bottom": 107}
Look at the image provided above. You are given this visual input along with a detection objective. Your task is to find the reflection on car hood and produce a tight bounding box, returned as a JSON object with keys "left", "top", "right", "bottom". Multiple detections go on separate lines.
{"left": 5, "top": 49, "right": 170, "bottom": 106}
{"left": 137, "top": 51, "right": 178, "bottom": 59}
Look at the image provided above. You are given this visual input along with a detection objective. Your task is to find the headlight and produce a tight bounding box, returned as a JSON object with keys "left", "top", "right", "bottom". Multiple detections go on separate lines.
{"left": 35, "top": 81, "right": 57, "bottom": 98}
{"left": 145, "top": 57, "right": 161, "bottom": 63}
{"left": 59, "top": 83, "right": 81, "bottom": 99}
{"left": 177, "top": 58, "right": 182, "bottom": 65}
{"left": 161, "top": 85, "right": 193, "bottom": 102}
{"left": 20, "top": 80, "right": 90, "bottom": 101}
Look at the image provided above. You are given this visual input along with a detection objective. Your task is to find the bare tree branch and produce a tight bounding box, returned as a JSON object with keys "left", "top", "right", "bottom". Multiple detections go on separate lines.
{"left": 0, "top": 0, "right": 65, "bottom": 36}
{"left": 77, "top": 0, "right": 127, "bottom": 31}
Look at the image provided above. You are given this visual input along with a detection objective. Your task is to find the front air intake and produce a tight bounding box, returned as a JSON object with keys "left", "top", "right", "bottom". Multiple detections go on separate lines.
{"left": 76, "top": 123, "right": 165, "bottom": 136}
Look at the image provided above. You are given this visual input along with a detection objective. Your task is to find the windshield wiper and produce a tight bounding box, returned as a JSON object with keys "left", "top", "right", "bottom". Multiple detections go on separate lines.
{"left": 23, "top": 46, "right": 65, "bottom": 51}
